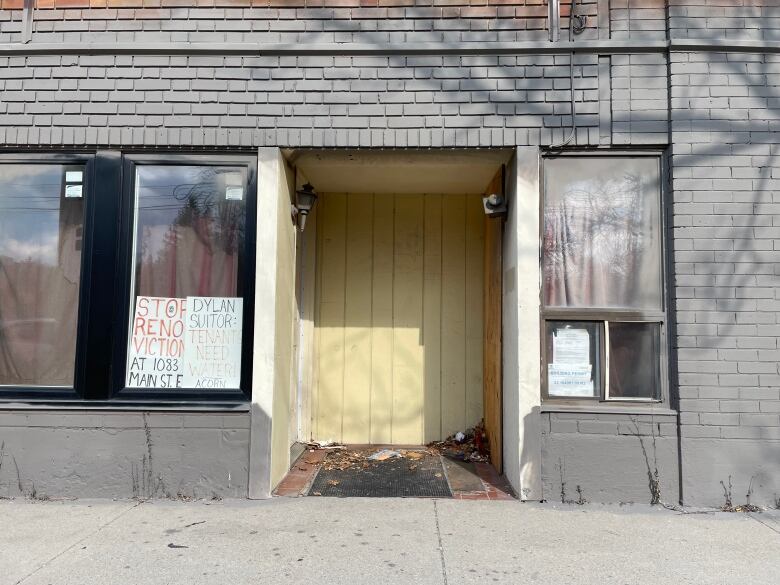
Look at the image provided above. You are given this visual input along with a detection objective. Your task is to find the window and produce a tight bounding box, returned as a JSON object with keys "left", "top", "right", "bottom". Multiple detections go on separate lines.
{"left": 0, "top": 152, "right": 256, "bottom": 403}
{"left": 0, "top": 159, "right": 88, "bottom": 391}
{"left": 541, "top": 155, "right": 667, "bottom": 403}
{"left": 124, "top": 164, "right": 248, "bottom": 394}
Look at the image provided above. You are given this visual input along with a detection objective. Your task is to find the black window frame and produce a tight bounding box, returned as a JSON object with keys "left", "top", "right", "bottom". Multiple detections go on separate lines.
{"left": 539, "top": 151, "right": 670, "bottom": 408}
{"left": 0, "top": 151, "right": 257, "bottom": 405}
{"left": 0, "top": 152, "right": 96, "bottom": 400}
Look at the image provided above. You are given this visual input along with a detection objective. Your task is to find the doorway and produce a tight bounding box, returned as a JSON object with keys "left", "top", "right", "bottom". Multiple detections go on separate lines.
{"left": 289, "top": 149, "right": 510, "bottom": 476}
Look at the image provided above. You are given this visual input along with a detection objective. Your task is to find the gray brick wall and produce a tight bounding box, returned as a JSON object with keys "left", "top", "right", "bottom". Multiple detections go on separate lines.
{"left": 0, "top": 3, "right": 600, "bottom": 45}
{"left": 541, "top": 412, "right": 680, "bottom": 504}
{"left": 0, "top": 53, "right": 603, "bottom": 148}
{"left": 671, "top": 50, "right": 780, "bottom": 506}
{"left": 610, "top": 0, "right": 667, "bottom": 41}
{"left": 670, "top": 0, "right": 780, "bottom": 41}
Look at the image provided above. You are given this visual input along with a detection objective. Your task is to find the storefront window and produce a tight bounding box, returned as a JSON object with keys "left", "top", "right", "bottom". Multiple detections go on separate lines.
{"left": 125, "top": 165, "right": 247, "bottom": 392}
{"left": 542, "top": 155, "right": 666, "bottom": 404}
{"left": 0, "top": 164, "right": 85, "bottom": 387}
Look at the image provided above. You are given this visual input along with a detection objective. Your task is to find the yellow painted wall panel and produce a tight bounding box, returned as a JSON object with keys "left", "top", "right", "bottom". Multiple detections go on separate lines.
{"left": 392, "top": 195, "right": 425, "bottom": 444}
{"left": 313, "top": 193, "right": 483, "bottom": 445}
{"left": 315, "top": 193, "right": 347, "bottom": 442}
{"left": 370, "top": 195, "right": 395, "bottom": 444}
{"left": 342, "top": 195, "right": 374, "bottom": 443}
{"left": 465, "top": 197, "right": 485, "bottom": 427}
{"left": 423, "top": 194, "right": 443, "bottom": 443}
{"left": 441, "top": 195, "right": 467, "bottom": 438}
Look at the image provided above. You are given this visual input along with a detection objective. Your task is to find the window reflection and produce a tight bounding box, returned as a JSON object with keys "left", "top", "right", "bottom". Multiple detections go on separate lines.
{"left": 126, "top": 165, "right": 246, "bottom": 391}
{"left": 0, "top": 164, "right": 84, "bottom": 387}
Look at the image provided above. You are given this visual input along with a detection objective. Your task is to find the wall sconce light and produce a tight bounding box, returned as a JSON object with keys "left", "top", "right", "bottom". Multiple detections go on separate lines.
{"left": 482, "top": 193, "right": 507, "bottom": 217}
{"left": 295, "top": 183, "right": 318, "bottom": 231}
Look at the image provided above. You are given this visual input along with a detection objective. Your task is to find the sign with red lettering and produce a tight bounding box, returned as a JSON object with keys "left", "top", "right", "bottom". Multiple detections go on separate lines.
{"left": 126, "top": 296, "right": 186, "bottom": 388}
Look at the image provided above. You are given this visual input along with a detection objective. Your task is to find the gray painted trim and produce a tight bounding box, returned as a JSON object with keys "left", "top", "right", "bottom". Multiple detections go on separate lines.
{"left": 598, "top": 55, "right": 611, "bottom": 145}
{"left": 597, "top": 0, "right": 611, "bottom": 41}
{"left": 0, "top": 40, "right": 668, "bottom": 57}
{"left": 2, "top": 39, "right": 779, "bottom": 57}
{"left": 541, "top": 405, "right": 677, "bottom": 417}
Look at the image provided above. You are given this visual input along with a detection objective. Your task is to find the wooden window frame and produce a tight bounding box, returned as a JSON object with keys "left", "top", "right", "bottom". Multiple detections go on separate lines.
{"left": 539, "top": 151, "right": 671, "bottom": 409}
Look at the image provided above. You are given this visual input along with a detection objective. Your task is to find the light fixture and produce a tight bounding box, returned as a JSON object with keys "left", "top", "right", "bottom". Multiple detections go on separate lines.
{"left": 482, "top": 193, "right": 507, "bottom": 217}
{"left": 295, "top": 183, "right": 318, "bottom": 231}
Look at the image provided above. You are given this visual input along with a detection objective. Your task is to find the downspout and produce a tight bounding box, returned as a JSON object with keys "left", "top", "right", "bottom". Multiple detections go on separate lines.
{"left": 22, "top": 0, "right": 34, "bottom": 43}
{"left": 549, "top": 0, "right": 588, "bottom": 149}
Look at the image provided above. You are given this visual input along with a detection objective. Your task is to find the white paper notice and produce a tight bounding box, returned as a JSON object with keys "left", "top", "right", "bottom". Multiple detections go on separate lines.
{"left": 553, "top": 329, "right": 590, "bottom": 364}
{"left": 65, "top": 184, "right": 83, "bottom": 199}
{"left": 126, "top": 297, "right": 186, "bottom": 388}
{"left": 225, "top": 186, "right": 244, "bottom": 201}
{"left": 182, "top": 297, "right": 243, "bottom": 389}
{"left": 66, "top": 171, "right": 83, "bottom": 183}
{"left": 548, "top": 364, "right": 594, "bottom": 397}
{"left": 224, "top": 172, "right": 244, "bottom": 200}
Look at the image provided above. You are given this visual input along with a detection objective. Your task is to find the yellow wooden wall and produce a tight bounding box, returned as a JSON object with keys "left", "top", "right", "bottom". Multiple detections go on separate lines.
{"left": 313, "top": 192, "right": 484, "bottom": 444}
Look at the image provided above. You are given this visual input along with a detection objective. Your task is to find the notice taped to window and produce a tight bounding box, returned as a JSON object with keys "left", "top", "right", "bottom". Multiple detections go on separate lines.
{"left": 126, "top": 296, "right": 242, "bottom": 390}
{"left": 182, "top": 296, "right": 243, "bottom": 389}
{"left": 126, "top": 296, "right": 186, "bottom": 388}
{"left": 548, "top": 328, "right": 594, "bottom": 397}
{"left": 547, "top": 363, "right": 593, "bottom": 397}
{"left": 552, "top": 328, "right": 590, "bottom": 365}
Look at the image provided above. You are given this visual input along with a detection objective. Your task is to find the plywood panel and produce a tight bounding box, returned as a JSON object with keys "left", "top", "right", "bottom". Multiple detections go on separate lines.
{"left": 483, "top": 168, "right": 504, "bottom": 472}
{"left": 342, "top": 194, "right": 373, "bottom": 443}
{"left": 441, "top": 195, "right": 467, "bottom": 438}
{"left": 423, "top": 195, "right": 443, "bottom": 443}
{"left": 315, "top": 192, "right": 347, "bottom": 442}
{"left": 392, "top": 194, "right": 425, "bottom": 444}
{"left": 370, "top": 195, "right": 394, "bottom": 444}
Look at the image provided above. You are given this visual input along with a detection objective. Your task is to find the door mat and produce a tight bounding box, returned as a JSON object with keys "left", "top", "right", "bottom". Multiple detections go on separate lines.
{"left": 307, "top": 449, "right": 452, "bottom": 498}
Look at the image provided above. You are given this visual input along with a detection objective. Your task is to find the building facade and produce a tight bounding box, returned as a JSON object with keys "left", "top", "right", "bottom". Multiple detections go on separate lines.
{"left": 0, "top": 0, "right": 778, "bottom": 507}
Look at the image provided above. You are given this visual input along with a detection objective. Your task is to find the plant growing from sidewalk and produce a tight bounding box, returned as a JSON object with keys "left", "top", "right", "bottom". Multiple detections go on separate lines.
{"left": 720, "top": 475, "right": 761, "bottom": 513}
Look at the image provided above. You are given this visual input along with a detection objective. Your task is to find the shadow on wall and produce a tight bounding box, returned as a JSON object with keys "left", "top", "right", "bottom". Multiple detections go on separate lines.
{"left": 539, "top": 413, "right": 681, "bottom": 505}
{"left": 312, "top": 192, "right": 486, "bottom": 445}
{"left": 0, "top": 411, "right": 252, "bottom": 499}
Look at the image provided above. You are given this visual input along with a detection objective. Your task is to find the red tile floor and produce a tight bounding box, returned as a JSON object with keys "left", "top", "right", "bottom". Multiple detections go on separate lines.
{"left": 273, "top": 447, "right": 515, "bottom": 501}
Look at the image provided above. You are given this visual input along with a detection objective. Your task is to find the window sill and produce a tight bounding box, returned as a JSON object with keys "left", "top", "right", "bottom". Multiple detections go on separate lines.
{"left": 0, "top": 399, "right": 251, "bottom": 413}
{"left": 540, "top": 403, "right": 677, "bottom": 417}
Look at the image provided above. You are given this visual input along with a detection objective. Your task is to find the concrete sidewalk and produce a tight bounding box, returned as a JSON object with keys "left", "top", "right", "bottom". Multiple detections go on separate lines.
{"left": 2, "top": 498, "right": 778, "bottom": 585}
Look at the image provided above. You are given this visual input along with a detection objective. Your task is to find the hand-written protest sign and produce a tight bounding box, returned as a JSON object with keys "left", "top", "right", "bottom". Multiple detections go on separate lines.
{"left": 126, "top": 296, "right": 186, "bottom": 388}
{"left": 182, "top": 296, "right": 243, "bottom": 389}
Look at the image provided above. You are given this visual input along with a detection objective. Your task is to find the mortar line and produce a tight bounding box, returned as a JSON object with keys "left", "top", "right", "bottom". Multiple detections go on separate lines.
{"left": 748, "top": 513, "right": 780, "bottom": 536}
{"left": 15, "top": 500, "right": 142, "bottom": 585}
{"left": 433, "top": 499, "right": 449, "bottom": 585}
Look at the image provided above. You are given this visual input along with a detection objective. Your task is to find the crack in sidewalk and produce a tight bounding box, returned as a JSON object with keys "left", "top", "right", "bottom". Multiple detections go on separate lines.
{"left": 748, "top": 512, "right": 780, "bottom": 536}
{"left": 14, "top": 500, "right": 142, "bottom": 585}
{"left": 433, "top": 499, "right": 449, "bottom": 585}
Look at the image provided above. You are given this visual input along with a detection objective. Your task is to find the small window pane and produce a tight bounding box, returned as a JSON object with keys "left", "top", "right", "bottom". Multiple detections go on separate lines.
{"left": 607, "top": 322, "right": 661, "bottom": 400}
{"left": 0, "top": 164, "right": 85, "bottom": 387}
{"left": 545, "top": 321, "right": 601, "bottom": 399}
{"left": 543, "top": 157, "right": 663, "bottom": 310}
{"left": 125, "top": 165, "right": 246, "bottom": 391}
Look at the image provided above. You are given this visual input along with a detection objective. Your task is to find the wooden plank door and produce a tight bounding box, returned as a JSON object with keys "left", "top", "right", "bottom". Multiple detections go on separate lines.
{"left": 483, "top": 168, "right": 504, "bottom": 472}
